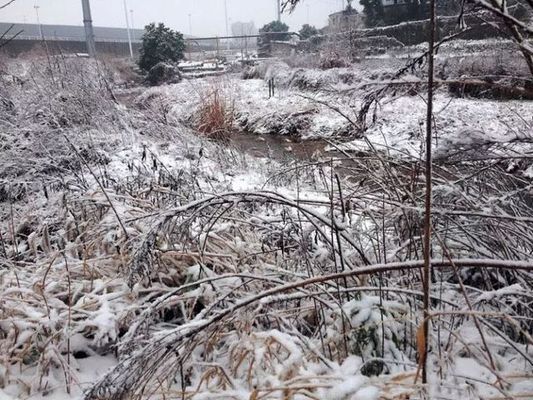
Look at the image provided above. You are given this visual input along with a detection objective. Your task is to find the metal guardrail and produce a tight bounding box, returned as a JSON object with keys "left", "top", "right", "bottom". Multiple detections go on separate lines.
{"left": 185, "top": 31, "right": 301, "bottom": 42}
{"left": 10, "top": 30, "right": 296, "bottom": 46}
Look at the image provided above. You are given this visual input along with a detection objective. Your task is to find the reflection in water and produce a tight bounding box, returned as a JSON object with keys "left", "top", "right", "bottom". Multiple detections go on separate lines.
{"left": 229, "top": 132, "right": 331, "bottom": 163}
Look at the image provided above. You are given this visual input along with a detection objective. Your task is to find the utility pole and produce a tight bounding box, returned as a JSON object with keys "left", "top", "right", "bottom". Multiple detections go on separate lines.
{"left": 228, "top": 17, "right": 232, "bottom": 51}
{"left": 81, "top": 0, "right": 96, "bottom": 57}
{"left": 123, "top": 0, "right": 133, "bottom": 58}
{"left": 277, "top": 0, "right": 281, "bottom": 22}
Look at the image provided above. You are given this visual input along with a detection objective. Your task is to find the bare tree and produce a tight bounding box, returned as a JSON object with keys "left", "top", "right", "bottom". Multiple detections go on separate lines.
{"left": 0, "top": 0, "right": 17, "bottom": 10}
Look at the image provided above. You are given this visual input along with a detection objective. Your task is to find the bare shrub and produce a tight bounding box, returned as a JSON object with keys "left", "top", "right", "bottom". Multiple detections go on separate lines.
{"left": 438, "top": 49, "right": 530, "bottom": 80}
{"left": 318, "top": 35, "right": 352, "bottom": 68}
{"left": 146, "top": 62, "right": 181, "bottom": 86}
{"left": 241, "top": 65, "right": 261, "bottom": 79}
{"left": 448, "top": 76, "right": 533, "bottom": 99}
{"left": 433, "top": 47, "right": 533, "bottom": 99}
{"left": 0, "top": 56, "right": 123, "bottom": 200}
{"left": 134, "top": 90, "right": 177, "bottom": 126}
{"left": 100, "top": 56, "right": 143, "bottom": 87}
{"left": 319, "top": 51, "right": 348, "bottom": 69}
{"left": 242, "top": 60, "right": 283, "bottom": 81}
{"left": 281, "top": 53, "right": 321, "bottom": 69}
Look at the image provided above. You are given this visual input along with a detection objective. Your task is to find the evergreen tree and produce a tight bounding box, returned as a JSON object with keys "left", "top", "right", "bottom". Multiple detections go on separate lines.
{"left": 299, "top": 24, "right": 319, "bottom": 40}
{"left": 138, "top": 23, "right": 185, "bottom": 73}
{"left": 259, "top": 20, "right": 290, "bottom": 43}
{"left": 360, "top": 0, "right": 385, "bottom": 27}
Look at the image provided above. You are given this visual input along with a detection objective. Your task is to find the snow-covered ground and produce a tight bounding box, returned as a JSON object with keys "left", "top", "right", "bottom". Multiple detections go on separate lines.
{"left": 139, "top": 57, "right": 533, "bottom": 166}
{"left": 1, "top": 41, "right": 533, "bottom": 400}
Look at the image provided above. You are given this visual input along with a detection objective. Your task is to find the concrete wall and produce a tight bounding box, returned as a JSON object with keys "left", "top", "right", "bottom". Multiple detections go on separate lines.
{"left": 355, "top": 14, "right": 507, "bottom": 46}
{"left": 293, "top": 12, "right": 519, "bottom": 61}
{"left": 317, "top": 13, "right": 513, "bottom": 50}
{"left": 1, "top": 39, "right": 141, "bottom": 58}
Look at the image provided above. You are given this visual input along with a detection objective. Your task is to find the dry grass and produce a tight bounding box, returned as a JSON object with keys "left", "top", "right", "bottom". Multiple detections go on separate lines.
{"left": 1, "top": 54, "right": 532, "bottom": 400}
{"left": 195, "top": 86, "right": 235, "bottom": 140}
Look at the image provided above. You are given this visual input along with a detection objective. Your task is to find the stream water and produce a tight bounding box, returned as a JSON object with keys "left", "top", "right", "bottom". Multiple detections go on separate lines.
{"left": 225, "top": 132, "right": 373, "bottom": 184}
{"left": 229, "top": 132, "right": 334, "bottom": 163}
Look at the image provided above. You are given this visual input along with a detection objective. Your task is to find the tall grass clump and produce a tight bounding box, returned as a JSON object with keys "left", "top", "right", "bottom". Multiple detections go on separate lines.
{"left": 195, "top": 86, "right": 235, "bottom": 140}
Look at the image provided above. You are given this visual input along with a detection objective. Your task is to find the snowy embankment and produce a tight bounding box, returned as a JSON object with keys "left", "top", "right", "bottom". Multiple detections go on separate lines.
{"left": 1, "top": 51, "right": 533, "bottom": 400}
{"left": 140, "top": 55, "right": 533, "bottom": 169}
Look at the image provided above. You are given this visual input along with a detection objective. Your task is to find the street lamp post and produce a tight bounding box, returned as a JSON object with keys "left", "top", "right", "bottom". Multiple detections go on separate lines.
{"left": 130, "top": 9, "right": 135, "bottom": 40}
{"left": 224, "top": 0, "right": 230, "bottom": 50}
{"left": 34, "top": 4, "right": 43, "bottom": 38}
{"left": 123, "top": 0, "right": 133, "bottom": 58}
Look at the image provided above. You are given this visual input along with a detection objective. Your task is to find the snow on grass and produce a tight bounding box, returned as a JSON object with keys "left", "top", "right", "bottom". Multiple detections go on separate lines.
{"left": 1, "top": 51, "right": 532, "bottom": 400}
{"left": 140, "top": 61, "right": 532, "bottom": 168}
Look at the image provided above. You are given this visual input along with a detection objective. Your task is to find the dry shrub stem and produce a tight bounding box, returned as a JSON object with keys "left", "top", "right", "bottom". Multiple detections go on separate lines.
{"left": 422, "top": 0, "right": 437, "bottom": 385}
{"left": 63, "top": 134, "right": 129, "bottom": 241}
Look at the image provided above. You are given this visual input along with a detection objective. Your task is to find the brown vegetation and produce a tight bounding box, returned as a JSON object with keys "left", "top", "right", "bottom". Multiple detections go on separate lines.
{"left": 195, "top": 86, "right": 235, "bottom": 140}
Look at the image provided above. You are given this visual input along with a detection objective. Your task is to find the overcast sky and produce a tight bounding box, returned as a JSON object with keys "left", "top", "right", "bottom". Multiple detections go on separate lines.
{"left": 0, "top": 0, "right": 348, "bottom": 36}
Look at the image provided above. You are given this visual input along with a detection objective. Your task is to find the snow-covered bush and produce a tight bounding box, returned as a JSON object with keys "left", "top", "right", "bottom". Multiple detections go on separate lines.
{"left": 319, "top": 52, "right": 349, "bottom": 70}
{"left": 146, "top": 61, "right": 182, "bottom": 86}
{"left": 331, "top": 296, "right": 408, "bottom": 371}
{"left": 0, "top": 57, "right": 124, "bottom": 205}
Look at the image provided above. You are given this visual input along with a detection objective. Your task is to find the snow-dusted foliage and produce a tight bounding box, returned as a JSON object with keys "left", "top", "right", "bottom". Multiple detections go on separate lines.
{"left": 1, "top": 42, "right": 532, "bottom": 400}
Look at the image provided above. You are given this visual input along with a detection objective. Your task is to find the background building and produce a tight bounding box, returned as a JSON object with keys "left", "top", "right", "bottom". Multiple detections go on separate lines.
{"left": 327, "top": 8, "right": 364, "bottom": 33}
{"left": 0, "top": 22, "right": 144, "bottom": 56}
